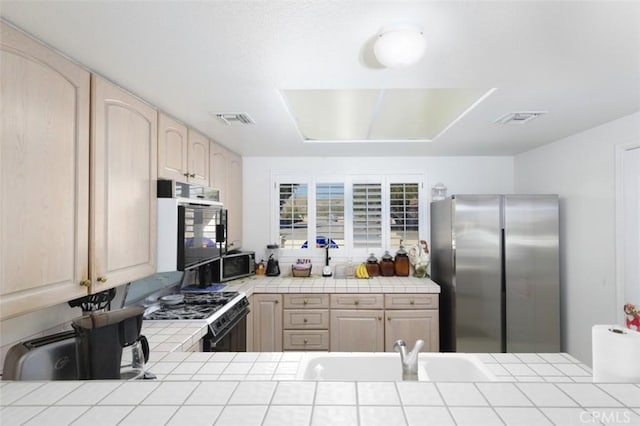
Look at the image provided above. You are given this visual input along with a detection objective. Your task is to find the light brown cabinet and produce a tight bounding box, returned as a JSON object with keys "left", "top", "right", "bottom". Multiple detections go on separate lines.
{"left": 283, "top": 294, "right": 329, "bottom": 351}
{"left": 0, "top": 21, "right": 91, "bottom": 319}
{"left": 384, "top": 294, "right": 439, "bottom": 352}
{"left": 330, "top": 309, "right": 385, "bottom": 352}
{"left": 210, "top": 141, "right": 243, "bottom": 250}
{"left": 251, "top": 293, "right": 283, "bottom": 352}
{"left": 0, "top": 22, "right": 158, "bottom": 318}
{"left": 158, "top": 113, "right": 209, "bottom": 186}
{"left": 90, "top": 75, "right": 157, "bottom": 294}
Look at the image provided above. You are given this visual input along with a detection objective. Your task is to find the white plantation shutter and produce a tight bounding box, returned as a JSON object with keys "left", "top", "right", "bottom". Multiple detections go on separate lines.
{"left": 389, "top": 183, "right": 420, "bottom": 248}
{"left": 316, "top": 183, "right": 344, "bottom": 248}
{"left": 279, "top": 183, "right": 308, "bottom": 249}
{"left": 352, "top": 183, "right": 383, "bottom": 248}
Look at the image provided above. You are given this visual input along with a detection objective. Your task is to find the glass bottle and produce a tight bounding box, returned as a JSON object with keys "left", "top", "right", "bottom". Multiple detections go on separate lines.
{"left": 366, "top": 253, "right": 380, "bottom": 277}
{"left": 380, "top": 251, "right": 395, "bottom": 277}
{"left": 394, "top": 243, "right": 410, "bottom": 277}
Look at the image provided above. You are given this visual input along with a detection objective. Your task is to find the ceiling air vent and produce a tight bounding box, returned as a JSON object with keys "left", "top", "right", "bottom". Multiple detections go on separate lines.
{"left": 494, "top": 111, "right": 547, "bottom": 125}
{"left": 214, "top": 113, "right": 254, "bottom": 126}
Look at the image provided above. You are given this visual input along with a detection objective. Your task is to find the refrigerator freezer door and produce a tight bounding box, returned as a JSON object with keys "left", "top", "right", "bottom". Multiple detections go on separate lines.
{"left": 504, "top": 195, "right": 560, "bottom": 352}
{"left": 454, "top": 195, "right": 503, "bottom": 353}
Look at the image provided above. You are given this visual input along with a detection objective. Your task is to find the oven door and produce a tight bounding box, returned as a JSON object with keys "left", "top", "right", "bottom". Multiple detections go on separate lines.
{"left": 202, "top": 306, "right": 249, "bottom": 352}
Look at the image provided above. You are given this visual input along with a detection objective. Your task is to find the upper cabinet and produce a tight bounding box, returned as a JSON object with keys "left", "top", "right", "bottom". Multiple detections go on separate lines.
{"left": 0, "top": 21, "right": 90, "bottom": 319}
{"left": 158, "top": 112, "right": 209, "bottom": 186}
{"left": 210, "top": 141, "right": 243, "bottom": 251}
{"left": 90, "top": 75, "right": 157, "bottom": 294}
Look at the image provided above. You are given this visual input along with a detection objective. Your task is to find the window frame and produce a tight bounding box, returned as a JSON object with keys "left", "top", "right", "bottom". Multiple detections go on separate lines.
{"left": 271, "top": 173, "right": 426, "bottom": 259}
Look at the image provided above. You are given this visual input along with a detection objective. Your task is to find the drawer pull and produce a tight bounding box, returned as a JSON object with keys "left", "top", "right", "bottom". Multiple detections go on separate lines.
{"left": 97, "top": 276, "right": 108, "bottom": 283}
{"left": 303, "top": 318, "right": 308, "bottom": 323}
{"left": 378, "top": 316, "right": 382, "bottom": 321}
{"left": 304, "top": 339, "right": 308, "bottom": 344}
{"left": 387, "top": 316, "right": 391, "bottom": 321}
{"left": 410, "top": 300, "right": 415, "bottom": 305}
{"left": 354, "top": 300, "right": 359, "bottom": 306}
{"left": 303, "top": 299, "right": 308, "bottom": 305}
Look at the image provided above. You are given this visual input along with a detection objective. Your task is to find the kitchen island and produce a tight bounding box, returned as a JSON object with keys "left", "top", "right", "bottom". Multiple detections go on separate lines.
{"left": 2, "top": 277, "right": 638, "bottom": 425}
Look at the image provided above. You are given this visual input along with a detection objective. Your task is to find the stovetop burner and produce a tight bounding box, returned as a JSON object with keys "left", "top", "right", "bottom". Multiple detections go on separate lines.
{"left": 143, "top": 291, "right": 241, "bottom": 321}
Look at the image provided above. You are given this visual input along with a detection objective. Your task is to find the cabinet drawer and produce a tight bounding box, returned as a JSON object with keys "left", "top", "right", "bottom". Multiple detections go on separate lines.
{"left": 283, "top": 330, "right": 329, "bottom": 350}
{"left": 385, "top": 294, "right": 439, "bottom": 310}
{"left": 330, "top": 294, "right": 384, "bottom": 309}
{"left": 283, "top": 293, "right": 329, "bottom": 309}
{"left": 283, "top": 309, "right": 329, "bottom": 329}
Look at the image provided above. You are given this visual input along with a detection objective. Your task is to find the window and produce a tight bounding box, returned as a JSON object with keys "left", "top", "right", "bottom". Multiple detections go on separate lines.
{"left": 352, "top": 183, "right": 382, "bottom": 249}
{"left": 389, "top": 183, "right": 420, "bottom": 248}
{"left": 273, "top": 174, "right": 425, "bottom": 255}
{"left": 315, "top": 183, "right": 344, "bottom": 248}
{"left": 278, "top": 183, "right": 308, "bottom": 249}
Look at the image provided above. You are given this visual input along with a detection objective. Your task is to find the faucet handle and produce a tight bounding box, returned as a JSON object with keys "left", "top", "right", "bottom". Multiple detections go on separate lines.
{"left": 393, "top": 340, "right": 407, "bottom": 351}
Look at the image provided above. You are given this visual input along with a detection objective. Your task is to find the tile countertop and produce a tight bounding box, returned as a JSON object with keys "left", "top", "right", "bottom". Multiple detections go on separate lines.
{"left": 221, "top": 275, "right": 442, "bottom": 296}
{"left": 3, "top": 279, "right": 639, "bottom": 425}
{"left": 1, "top": 352, "right": 639, "bottom": 426}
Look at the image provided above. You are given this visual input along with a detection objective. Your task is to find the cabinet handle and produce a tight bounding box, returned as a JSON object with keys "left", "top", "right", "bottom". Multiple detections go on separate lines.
{"left": 79, "top": 279, "right": 91, "bottom": 287}
{"left": 303, "top": 339, "right": 308, "bottom": 344}
{"left": 303, "top": 299, "right": 308, "bottom": 305}
{"left": 275, "top": 300, "right": 279, "bottom": 304}
{"left": 97, "top": 276, "right": 108, "bottom": 283}
{"left": 190, "top": 173, "right": 196, "bottom": 178}
{"left": 303, "top": 318, "right": 308, "bottom": 323}
{"left": 354, "top": 300, "right": 359, "bottom": 306}
{"left": 377, "top": 316, "right": 382, "bottom": 321}
{"left": 183, "top": 172, "right": 190, "bottom": 177}
{"left": 410, "top": 300, "right": 415, "bottom": 305}
{"left": 387, "top": 316, "right": 391, "bottom": 321}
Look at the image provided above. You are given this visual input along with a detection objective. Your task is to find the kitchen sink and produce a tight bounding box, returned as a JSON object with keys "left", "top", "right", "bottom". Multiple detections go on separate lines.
{"left": 296, "top": 352, "right": 497, "bottom": 382}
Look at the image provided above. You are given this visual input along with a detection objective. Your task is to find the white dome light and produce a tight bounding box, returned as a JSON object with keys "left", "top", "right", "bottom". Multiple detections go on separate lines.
{"left": 373, "top": 27, "right": 426, "bottom": 68}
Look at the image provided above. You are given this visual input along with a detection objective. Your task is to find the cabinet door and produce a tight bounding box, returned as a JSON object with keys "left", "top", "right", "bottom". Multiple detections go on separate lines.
{"left": 157, "top": 113, "right": 188, "bottom": 182}
{"left": 187, "top": 129, "right": 209, "bottom": 186}
{"left": 385, "top": 310, "right": 439, "bottom": 352}
{"left": 91, "top": 75, "right": 157, "bottom": 292}
{"left": 252, "top": 294, "right": 283, "bottom": 351}
{"left": 226, "top": 151, "right": 243, "bottom": 250}
{"left": 330, "top": 310, "right": 384, "bottom": 352}
{"left": 209, "top": 141, "right": 228, "bottom": 204}
{"left": 0, "top": 21, "right": 90, "bottom": 319}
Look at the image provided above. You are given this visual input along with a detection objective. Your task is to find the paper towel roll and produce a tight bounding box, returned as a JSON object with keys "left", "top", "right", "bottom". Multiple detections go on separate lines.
{"left": 592, "top": 325, "right": 640, "bottom": 383}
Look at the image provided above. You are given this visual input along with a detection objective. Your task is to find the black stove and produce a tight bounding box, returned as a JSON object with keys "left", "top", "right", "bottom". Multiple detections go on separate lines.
{"left": 144, "top": 290, "right": 250, "bottom": 351}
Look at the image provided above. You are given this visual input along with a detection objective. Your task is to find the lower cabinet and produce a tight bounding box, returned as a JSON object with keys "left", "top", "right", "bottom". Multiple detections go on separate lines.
{"left": 251, "top": 294, "right": 282, "bottom": 352}
{"left": 249, "top": 292, "right": 439, "bottom": 353}
{"left": 330, "top": 310, "right": 384, "bottom": 352}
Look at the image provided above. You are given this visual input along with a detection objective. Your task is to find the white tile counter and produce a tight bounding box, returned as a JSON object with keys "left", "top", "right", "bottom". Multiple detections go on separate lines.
{"left": 1, "top": 351, "right": 639, "bottom": 426}
{"left": 222, "top": 275, "right": 442, "bottom": 296}
{"left": 3, "top": 279, "right": 639, "bottom": 425}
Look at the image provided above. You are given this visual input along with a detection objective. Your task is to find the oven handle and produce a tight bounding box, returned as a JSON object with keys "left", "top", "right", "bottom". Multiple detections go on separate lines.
{"left": 208, "top": 306, "right": 250, "bottom": 346}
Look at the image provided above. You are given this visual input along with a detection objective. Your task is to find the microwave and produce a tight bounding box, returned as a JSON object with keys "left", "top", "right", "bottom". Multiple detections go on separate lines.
{"left": 157, "top": 180, "right": 226, "bottom": 271}
{"left": 212, "top": 252, "right": 256, "bottom": 282}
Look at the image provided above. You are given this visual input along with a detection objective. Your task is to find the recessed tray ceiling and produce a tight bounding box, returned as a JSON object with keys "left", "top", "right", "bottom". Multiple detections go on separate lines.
{"left": 282, "top": 88, "right": 495, "bottom": 142}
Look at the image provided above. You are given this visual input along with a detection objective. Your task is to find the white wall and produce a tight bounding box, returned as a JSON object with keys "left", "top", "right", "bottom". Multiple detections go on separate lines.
{"left": 242, "top": 156, "right": 514, "bottom": 264}
{"left": 514, "top": 111, "right": 640, "bottom": 366}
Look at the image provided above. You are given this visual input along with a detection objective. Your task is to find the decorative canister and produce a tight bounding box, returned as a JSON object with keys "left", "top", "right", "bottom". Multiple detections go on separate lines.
{"left": 379, "top": 251, "right": 395, "bottom": 277}
{"left": 366, "top": 253, "right": 380, "bottom": 277}
{"left": 394, "top": 243, "right": 410, "bottom": 277}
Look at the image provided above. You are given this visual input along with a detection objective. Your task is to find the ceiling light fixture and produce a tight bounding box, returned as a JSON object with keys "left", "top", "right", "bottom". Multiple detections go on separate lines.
{"left": 373, "top": 26, "right": 426, "bottom": 68}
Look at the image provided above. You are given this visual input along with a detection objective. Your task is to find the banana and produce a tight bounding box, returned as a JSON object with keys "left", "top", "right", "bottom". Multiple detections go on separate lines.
{"left": 356, "top": 263, "right": 369, "bottom": 279}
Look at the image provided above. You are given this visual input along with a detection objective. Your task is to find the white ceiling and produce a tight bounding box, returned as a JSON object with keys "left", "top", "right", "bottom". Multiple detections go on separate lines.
{"left": 1, "top": 0, "right": 639, "bottom": 157}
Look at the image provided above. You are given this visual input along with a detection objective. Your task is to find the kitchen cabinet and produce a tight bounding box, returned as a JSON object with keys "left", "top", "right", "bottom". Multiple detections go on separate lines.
{"left": 251, "top": 294, "right": 283, "bottom": 351}
{"left": 283, "top": 294, "right": 329, "bottom": 351}
{"left": 210, "top": 141, "right": 243, "bottom": 250}
{"left": 384, "top": 294, "right": 439, "bottom": 352}
{"left": 330, "top": 293, "right": 384, "bottom": 351}
{"left": 330, "top": 309, "right": 385, "bottom": 352}
{"left": 0, "top": 21, "right": 90, "bottom": 319}
{"left": 158, "top": 113, "right": 209, "bottom": 186}
{"left": 90, "top": 75, "right": 157, "bottom": 293}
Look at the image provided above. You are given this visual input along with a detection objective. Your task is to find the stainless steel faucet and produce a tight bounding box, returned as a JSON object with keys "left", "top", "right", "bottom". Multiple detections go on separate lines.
{"left": 393, "top": 339, "right": 424, "bottom": 380}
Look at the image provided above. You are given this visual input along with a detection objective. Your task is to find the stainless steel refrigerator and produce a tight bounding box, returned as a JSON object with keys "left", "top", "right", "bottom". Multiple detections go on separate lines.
{"left": 431, "top": 195, "right": 560, "bottom": 353}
